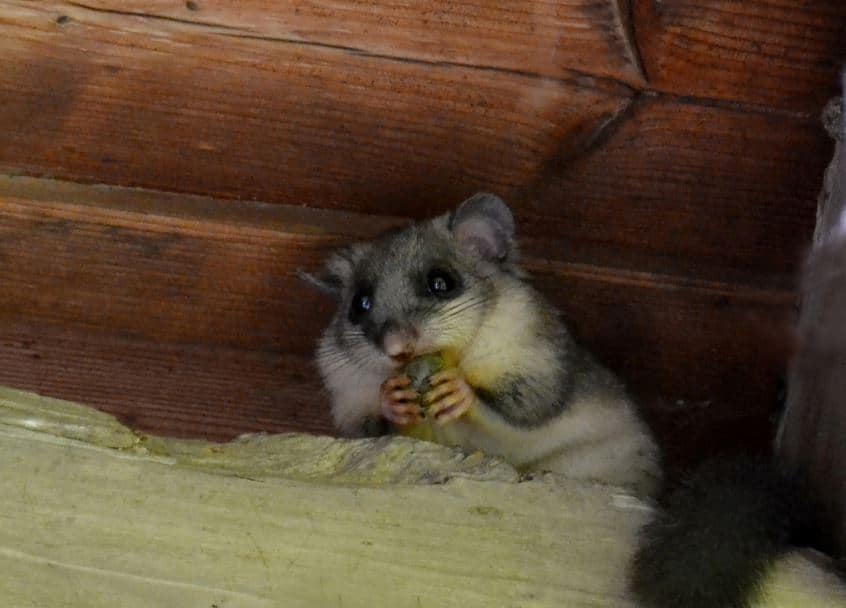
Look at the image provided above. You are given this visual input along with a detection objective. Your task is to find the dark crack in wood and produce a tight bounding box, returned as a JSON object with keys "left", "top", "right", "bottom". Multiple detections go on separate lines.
{"left": 66, "top": 1, "right": 244, "bottom": 32}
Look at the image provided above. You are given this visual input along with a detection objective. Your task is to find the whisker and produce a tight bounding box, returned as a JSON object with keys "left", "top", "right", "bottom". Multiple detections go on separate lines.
{"left": 439, "top": 295, "right": 488, "bottom": 316}
{"left": 438, "top": 299, "right": 488, "bottom": 321}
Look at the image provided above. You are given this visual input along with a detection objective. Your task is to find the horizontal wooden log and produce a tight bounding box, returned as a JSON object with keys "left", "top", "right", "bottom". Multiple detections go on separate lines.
{"left": 634, "top": 1, "right": 846, "bottom": 113}
{"left": 0, "top": 3, "right": 831, "bottom": 276}
{"left": 41, "top": 0, "right": 645, "bottom": 85}
{"left": 0, "top": 174, "right": 796, "bottom": 348}
{"left": 0, "top": 1, "right": 630, "bottom": 211}
{"left": 0, "top": 389, "right": 642, "bottom": 607}
{"left": 1, "top": 386, "right": 844, "bottom": 608}
{"left": 0, "top": 176, "right": 795, "bottom": 461}
{"left": 528, "top": 96, "right": 828, "bottom": 275}
{"left": 0, "top": 321, "right": 335, "bottom": 441}
{"left": 0, "top": 175, "right": 393, "bottom": 355}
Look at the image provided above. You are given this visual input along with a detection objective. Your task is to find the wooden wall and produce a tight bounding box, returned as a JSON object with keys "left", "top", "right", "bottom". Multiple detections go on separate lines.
{"left": 1, "top": 1, "right": 844, "bottom": 466}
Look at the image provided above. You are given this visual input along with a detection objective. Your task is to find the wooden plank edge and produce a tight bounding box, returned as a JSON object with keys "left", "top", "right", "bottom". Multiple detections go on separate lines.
{"left": 0, "top": 384, "right": 519, "bottom": 486}
{"left": 1, "top": 385, "right": 845, "bottom": 607}
{"left": 14, "top": 0, "right": 835, "bottom": 118}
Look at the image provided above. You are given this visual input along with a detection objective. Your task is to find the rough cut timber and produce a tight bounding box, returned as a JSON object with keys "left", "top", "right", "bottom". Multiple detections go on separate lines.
{"left": 1, "top": 386, "right": 845, "bottom": 608}
{"left": 0, "top": 1, "right": 844, "bottom": 465}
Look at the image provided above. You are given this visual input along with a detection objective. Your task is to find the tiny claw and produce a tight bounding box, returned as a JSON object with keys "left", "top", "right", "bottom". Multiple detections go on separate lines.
{"left": 383, "top": 375, "right": 412, "bottom": 391}
{"left": 428, "top": 369, "right": 460, "bottom": 387}
{"left": 434, "top": 404, "right": 469, "bottom": 425}
{"left": 424, "top": 380, "right": 459, "bottom": 405}
{"left": 424, "top": 369, "right": 475, "bottom": 424}
{"left": 391, "top": 389, "right": 420, "bottom": 403}
{"left": 381, "top": 375, "right": 423, "bottom": 426}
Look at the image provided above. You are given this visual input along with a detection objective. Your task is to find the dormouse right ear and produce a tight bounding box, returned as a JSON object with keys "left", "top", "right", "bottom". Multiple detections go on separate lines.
{"left": 298, "top": 246, "right": 358, "bottom": 301}
{"left": 449, "top": 193, "right": 515, "bottom": 262}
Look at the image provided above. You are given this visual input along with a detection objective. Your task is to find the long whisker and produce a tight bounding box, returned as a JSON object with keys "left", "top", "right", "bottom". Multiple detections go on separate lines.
{"left": 438, "top": 300, "right": 489, "bottom": 323}
{"left": 439, "top": 294, "right": 489, "bottom": 318}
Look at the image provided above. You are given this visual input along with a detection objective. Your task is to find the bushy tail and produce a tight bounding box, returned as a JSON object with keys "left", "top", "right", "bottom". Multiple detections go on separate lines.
{"left": 629, "top": 457, "right": 805, "bottom": 608}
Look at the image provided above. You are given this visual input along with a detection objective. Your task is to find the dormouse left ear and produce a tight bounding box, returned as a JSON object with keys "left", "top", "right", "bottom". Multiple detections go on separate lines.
{"left": 297, "top": 244, "right": 361, "bottom": 301}
{"left": 449, "top": 193, "right": 515, "bottom": 262}
{"left": 297, "top": 269, "right": 342, "bottom": 300}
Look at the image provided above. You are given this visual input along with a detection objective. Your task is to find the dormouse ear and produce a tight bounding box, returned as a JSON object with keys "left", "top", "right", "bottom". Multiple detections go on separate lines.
{"left": 297, "top": 269, "right": 342, "bottom": 300}
{"left": 449, "top": 193, "right": 515, "bottom": 261}
{"left": 298, "top": 246, "right": 359, "bottom": 301}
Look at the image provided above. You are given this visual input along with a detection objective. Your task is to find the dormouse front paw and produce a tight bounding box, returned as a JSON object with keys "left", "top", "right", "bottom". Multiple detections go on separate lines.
{"left": 423, "top": 368, "right": 476, "bottom": 424}
{"left": 380, "top": 375, "right": 422, "bottom": 426}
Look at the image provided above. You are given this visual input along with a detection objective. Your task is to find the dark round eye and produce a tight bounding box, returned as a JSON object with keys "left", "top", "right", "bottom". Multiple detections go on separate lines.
{"left": 349, "top": 288, "right": 373, "bottom": 324}
{"left": 426, "top": 268, "right": 458, "bottom": 298}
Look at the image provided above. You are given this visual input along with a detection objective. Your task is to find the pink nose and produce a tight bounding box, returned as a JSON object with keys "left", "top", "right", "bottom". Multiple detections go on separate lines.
{"left": 382, "top": 326, "right": 418, "bottom": 362}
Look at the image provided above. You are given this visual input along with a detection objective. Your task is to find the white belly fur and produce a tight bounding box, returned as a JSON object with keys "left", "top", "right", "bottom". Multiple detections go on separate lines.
{"left": 432, "top": 281, "right": 660, "bottom": 494}
{"left": 431, "top": 393, "right": 660, "bottom": 496}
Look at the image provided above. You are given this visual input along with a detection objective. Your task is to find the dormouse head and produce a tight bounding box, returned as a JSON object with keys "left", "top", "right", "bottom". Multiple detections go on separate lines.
{"left": 314, "top": 193, "right": 518, "bottom": 375}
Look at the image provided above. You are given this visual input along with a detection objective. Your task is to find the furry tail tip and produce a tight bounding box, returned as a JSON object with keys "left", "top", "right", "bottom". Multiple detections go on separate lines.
{"left": 629, "top": 457, "right": 800, "bottom": 608}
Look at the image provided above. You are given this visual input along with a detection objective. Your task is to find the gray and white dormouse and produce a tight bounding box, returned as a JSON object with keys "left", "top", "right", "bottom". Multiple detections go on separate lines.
{"left": 312, "top": 193, "right": 660, "bottom": 498}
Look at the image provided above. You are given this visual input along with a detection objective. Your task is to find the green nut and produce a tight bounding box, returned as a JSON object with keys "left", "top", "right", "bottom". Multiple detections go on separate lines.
{"left": 404, "top": 354, "right": 445, "bottom": 397}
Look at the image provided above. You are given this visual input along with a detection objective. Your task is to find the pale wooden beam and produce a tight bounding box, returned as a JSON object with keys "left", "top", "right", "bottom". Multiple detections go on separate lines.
{"left": 0, "top": 386, "right": 843, "bottom": 607}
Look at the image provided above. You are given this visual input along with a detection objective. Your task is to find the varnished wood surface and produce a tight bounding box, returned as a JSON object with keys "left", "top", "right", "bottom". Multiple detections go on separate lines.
{"left": 0, "top": 1, "right": 631, "bottom": 213}
{"left": 0, "top": 2, "right": 833, "bottom": 276}
{"left": 47, "top": 0, "right": 646, "bottom": 85}
{"left": 527, "top": 96, "right": 828, "bottom": 275}
{"left": 635, "top": 0, "right": 846, "bottom": 113}
{"left": 5, "top": 0, "right": 843, "bottom": 115}
{"left": 0, "top": 321, "right": 335, "bottom": 440}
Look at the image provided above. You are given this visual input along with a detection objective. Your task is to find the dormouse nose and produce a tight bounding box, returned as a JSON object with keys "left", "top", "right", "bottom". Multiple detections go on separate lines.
{"left": 380, "top": 321, "right": 418, "bottom": 363}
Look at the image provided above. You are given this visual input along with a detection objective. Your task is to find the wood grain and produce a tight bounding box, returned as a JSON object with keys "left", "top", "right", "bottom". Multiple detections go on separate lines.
{"left": 634, "top": 0, "right": 846, "bottom": 113}
{"left": 0, "top": 176, "right": 402, "bottom": 353}
{"left": 0, "top": 3, "right": 830, "bottom": 276}
{"left": 527, "top": 96, "right": 829, "bottom": 276}
{"left": 49, "top": 0, "right": 646, "bottom": 84}
{"left": 540, "top": 261, "right": 794, "bottom": 466}
{"left": 0, "top": 322, "right": 335, "bottom": 441}
{"left": 0, "top": 1, "right": 631, "bottom": 211}
{"left": 0, "top": 400, "right": 650, "bottom": 608}
{"left": 0, "top": 176, "right": 796, "bottom": 462}
{"left": 3, "top": 391, "right": 845, "bottom": 608}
